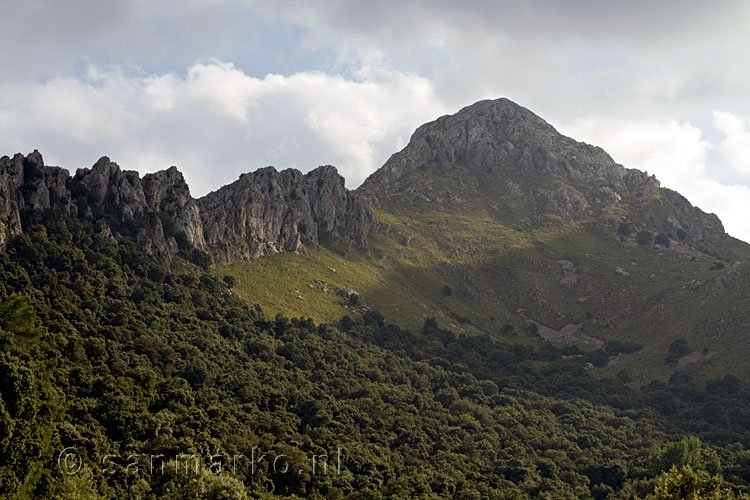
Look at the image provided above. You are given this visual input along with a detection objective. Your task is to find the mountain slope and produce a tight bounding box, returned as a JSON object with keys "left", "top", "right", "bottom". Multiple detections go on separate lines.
{"left": 3, "top": 197, "right": 750, "bottom": 499}
{"left": 5, "top": 99, "right": 750, "bottom": 498}
{"left": 224, "top": 98, "right": 750, "bottom": 382}
{"left": 2, "top": 98, "right": 749, "bottom": 382}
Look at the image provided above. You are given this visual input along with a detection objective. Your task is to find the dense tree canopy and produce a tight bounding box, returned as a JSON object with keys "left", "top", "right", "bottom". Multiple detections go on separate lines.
{"left": 2, "top": 210, "right": 750, "bottom": 498}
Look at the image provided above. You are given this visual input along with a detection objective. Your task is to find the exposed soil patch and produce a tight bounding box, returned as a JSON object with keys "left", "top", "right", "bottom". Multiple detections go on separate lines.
{"left": 519, "top": 310, "right": 604, "bottom": 349}
{"left": 677, "top": 350, "right": 718, "bottom": 367}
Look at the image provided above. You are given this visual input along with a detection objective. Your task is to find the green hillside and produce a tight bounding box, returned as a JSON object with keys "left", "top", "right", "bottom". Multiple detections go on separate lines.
{"left": 219, "top": 99, "right": 750, "bottom": 384}
{"left": 219, "top": 188, "right": 750, "bottom": 383}
{"left": 5, "top": 208, "right": 750, "bottom": 499}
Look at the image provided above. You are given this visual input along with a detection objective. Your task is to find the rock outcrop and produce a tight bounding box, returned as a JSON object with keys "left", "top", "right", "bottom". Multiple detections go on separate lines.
{"left": 143, "top": 166, "right": 206, "bottom": 250}
{"left": 0, "top": 152, "right": 375, "bottom": 264}
{"left": 361, "top": 98, "right": 732, "bottom": 253}
{"left": 364, "top": 98, "right": 657, "bottom": 191}
{"left": 0, "top": 150, "right": 72, "bottom": 248}
{"left": 198, "top": 165, "right": 376, "bottom": 263}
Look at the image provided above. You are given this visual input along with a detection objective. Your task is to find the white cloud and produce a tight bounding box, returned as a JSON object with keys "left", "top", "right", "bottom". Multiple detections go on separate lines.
{"left": 713, "top": 111, "right": 750, "bottom": 175}
{"left": 560, "top": 117, "right": 750, "bottom": 243}
{"left": 0, "top": 61, "right": 446, "bottom": 196}
{"left": 2, "top": 1, "right": 750, "bottom": 244}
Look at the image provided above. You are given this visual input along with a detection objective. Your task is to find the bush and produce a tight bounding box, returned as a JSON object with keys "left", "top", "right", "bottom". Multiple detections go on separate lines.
{"left": 655, "top": 233, "right": 671, "bottom": 247}
{"left": 363, "top": 310, "right": 385, "bottom": 328}
{"left": 636, "top": 230, "right": 654, "bottom": 246}
{"left": 605, "top": 340, "right": 643, "bottom": 356}
{"left": 190, "top": 248, "right": 212, "bottom": 270}
{"left": 666, "top": 339, "right": 691, "bottom": 364}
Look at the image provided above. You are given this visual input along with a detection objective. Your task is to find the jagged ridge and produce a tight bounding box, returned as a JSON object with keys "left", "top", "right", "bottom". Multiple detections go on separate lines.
{"left": 0, "top": 151, "right": 376, "bottom": 264}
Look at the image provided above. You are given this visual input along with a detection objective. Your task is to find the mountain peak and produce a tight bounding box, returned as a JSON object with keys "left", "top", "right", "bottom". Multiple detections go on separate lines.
{"left": 361, "top": 97, "right": 732, "bottom": 257}
{"left": 362, "top": 97, "right": 618, "bottom": 189}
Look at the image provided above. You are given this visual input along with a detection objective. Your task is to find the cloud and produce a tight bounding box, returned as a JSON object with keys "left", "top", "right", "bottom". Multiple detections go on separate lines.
{"left": 560, "top": 116, "right": 750, "bottom": 243}
{"left": 2, "top": 1, "right": 750, "bottom": 243}
{"left": 0, "top": 61, "right": 446, "bottom": 196}
{"left": 713, "top": 111, "right": 750, "bottom": 175}
{"left": 256, "top": 0, "right": 750, "bottom": 119}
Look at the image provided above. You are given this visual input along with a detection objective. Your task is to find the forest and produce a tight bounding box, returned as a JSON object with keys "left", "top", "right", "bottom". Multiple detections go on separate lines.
{"left": 3, "top": 209, "right": 750, "bottom": 499}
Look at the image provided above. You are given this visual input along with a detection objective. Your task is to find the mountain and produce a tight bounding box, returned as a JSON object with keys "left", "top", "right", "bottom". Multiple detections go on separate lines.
{"left": 5, "top": 98, "right": 750, "bottom": 499}
{"left": 220, "top": 98, "right": 750, "bottom": 382}
{"left": 0, "top": 152, "right": 375, "bottom": 264}
{"left": 1, "top": 97, "right": 749, "bottom": 384}
{"left": 361, "top": 98, "right": 728, "bottom": 255}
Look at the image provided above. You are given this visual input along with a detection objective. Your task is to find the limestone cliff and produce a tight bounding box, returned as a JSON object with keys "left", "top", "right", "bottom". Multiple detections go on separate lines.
{"left": 198, "top": 165, "right": 376, "bottom": 263}
{"left": 361, "top": 98, "right": 729, "bottom": 254}
{"left": 0, "top": 152, "right": 375, "bottom": 264}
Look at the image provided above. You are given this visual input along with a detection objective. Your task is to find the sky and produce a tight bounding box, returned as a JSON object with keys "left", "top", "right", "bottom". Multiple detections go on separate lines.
{"left": 1, "top": 0, "right": 749, "bottom": 241}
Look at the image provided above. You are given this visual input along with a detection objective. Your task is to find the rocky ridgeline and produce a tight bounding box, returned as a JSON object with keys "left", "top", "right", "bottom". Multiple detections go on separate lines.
{"left": 1, "top": 98, "right": 733, "bottom": 264}
{"left": 0, "top": 151, "right": 376, "bottom": 263}
{"left": 197, "top": 165, "right": 376, "bottom": 263}
{"left": 362, "top": 98, "right": 659, "bottom": 198}
{"left": 361, "top": 98, "right": 729, "bottom": 252}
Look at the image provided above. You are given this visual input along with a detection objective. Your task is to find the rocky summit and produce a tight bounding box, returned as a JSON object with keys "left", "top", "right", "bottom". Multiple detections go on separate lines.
{"left": 0, "top": 152, "right": 375, "bottom": 264}
{"left": 362, "top": 99, "right": 730, "bottom": 255}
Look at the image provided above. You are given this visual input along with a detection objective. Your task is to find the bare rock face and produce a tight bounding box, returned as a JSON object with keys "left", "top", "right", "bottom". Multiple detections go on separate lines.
{"left": 198, "top": 165, "right": 376, "bottom": 263}
{"left": 0, "top": 152, "right": 376, "bottom": 264}
{"left": 74, "top": 157, "right": 148, "bottom": 218}
{"left": 361, "top": 98, "right": 731, "bottom": 252}
{"left": 143, "top": 166, "right": 206, "bottom": 250}
{"left": 362, "top": 98, "right": 660, "bottom": 210}
{"left": 0, "top": 150, "right": 72, "bottom": 248}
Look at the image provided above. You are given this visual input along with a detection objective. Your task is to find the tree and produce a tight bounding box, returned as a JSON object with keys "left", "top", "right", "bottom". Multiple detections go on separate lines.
{"left": 655, "top": 233, "right": 671, "bottom": 248}
{"left": 363, "top": 310, "right": 385, "bottom": 328}
{"left": 0, "top": 295, "right": 60, "bottom": 499}
{"left": 222, "top": 275, "right": 237, "bottom": 288}
{"left": 652, "top": 466, "right": 746, "bottom": 500}
{"left": 653, "top": 437, "right": 704, "bottom": 473}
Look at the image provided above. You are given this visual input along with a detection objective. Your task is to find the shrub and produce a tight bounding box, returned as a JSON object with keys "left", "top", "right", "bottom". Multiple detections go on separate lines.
{"left": 666, "top": 338, "right": 691, "bottom": 364}
{"left": 655, "top": 233, "right": 671, "bottom": 247}
{"left": 636, "top": 230, "right": 654, "bottom": 246}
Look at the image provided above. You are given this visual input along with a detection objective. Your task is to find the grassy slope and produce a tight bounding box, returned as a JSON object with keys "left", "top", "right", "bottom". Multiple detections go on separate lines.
{"left": 216, "top": 160, "right": 750, "bottom": 382}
